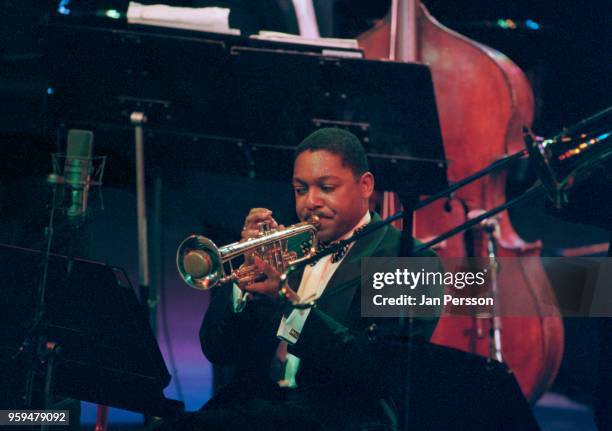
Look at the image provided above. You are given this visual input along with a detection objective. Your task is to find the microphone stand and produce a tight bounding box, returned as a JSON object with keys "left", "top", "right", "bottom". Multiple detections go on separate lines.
{"left": 22, "top": 173, "right": 62, "bottom": 417}
{"left": 21, "top": 142, "right": 105, "bottom": 427}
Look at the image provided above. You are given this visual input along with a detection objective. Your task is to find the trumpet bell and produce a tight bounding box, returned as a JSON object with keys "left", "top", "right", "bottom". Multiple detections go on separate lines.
{"left": 176, "top": 235, "right": 223, "bottom": 290}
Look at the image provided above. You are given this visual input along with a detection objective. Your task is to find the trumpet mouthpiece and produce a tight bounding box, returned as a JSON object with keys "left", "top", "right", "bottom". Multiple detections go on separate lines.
{"left": 308, "top": 214, "right": 321, "bottom": 228}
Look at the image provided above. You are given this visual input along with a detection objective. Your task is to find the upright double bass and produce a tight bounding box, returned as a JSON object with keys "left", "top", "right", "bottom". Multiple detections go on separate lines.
{"left": 358, "top": 0, "right": 564, "bottom": 401}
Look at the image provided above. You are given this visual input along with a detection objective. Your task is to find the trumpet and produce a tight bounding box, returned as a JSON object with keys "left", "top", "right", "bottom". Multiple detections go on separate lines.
{"left": 177, "top": 215, "right": 320, "bottom": 290}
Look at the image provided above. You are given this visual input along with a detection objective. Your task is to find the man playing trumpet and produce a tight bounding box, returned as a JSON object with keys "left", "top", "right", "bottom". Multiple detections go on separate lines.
{"left": 177, "top": 128, "right": 438, "bottom": 430}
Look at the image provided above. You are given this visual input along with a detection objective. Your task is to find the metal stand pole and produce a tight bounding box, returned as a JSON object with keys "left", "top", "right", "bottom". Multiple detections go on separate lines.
{"left": 23, "top": 180, "right": 60, "bottom": 408}
{"left": 150, "top": 176, "right": 163, "bottom": 333}
{"left": 131, "top": 112, "right": 152, "bottom": 317}
{"left": 397, "top": 191, "right": 417, "bottom": 431}
{"left": 94, "top": 405, "right": 108, "bottom": 431}
{"left": 41, "top": 342, "right": 60, "bottom": 431}
{"left": 484, "top": 224, "right": 503, "bottom": 363}
{"left": 131, "top": 111, "right": 155, "bottom": 428}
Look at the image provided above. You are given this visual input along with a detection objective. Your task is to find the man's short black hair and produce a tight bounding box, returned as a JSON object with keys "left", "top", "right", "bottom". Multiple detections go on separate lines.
{"left": 295, "top": 128, "right": 369, "bottom": 177}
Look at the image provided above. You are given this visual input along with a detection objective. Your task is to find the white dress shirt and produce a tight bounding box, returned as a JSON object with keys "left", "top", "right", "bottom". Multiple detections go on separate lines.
{"left": 275, "top": 211, "right": 371, "bottom": 386}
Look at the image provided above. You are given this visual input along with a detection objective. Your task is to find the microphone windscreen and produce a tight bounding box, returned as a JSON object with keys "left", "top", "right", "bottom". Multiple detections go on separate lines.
{"left": 66, "top": 129, "right": 94, "bottom": 159}
{"left": 65, "top": 130, "right": 94, "bottom": 185}
{"left": 64, "top": 129, "right": 94, "bottom": 219}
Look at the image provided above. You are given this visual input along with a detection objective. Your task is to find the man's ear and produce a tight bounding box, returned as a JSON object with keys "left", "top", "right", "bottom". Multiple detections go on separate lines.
{"left": 359, "top": 171, "right": 375, "bottom": 198}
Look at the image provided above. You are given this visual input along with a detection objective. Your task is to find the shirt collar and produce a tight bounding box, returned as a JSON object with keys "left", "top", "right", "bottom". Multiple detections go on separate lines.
{"left": 337, "top": 211, "right": 371, "bottom": 242}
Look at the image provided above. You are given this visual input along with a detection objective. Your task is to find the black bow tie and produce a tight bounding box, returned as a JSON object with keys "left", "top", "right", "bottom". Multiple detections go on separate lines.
{"left": 301, "top": 224, "right": 368, "bottom": 264}
{"left": 316, "top": 241, "right": 350, "bottom": 264}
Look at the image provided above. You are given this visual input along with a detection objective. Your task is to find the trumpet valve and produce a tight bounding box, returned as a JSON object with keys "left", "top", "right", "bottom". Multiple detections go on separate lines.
{"left": 233, "top": 264, "right": 267, "bottom": 286}
{"left": 283, "top": 251, "right": 298, "bottom": 265}
{"left": 258, "top": 221, "right": 272, "bottom": 234}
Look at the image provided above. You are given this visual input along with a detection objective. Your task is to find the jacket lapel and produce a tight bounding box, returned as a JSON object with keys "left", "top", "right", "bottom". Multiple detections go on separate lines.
{"left": 287, "top": 263, "right": 305, "bottom": 294}
{"left": 314, "top": 212, "right": 388, "bottom": 320}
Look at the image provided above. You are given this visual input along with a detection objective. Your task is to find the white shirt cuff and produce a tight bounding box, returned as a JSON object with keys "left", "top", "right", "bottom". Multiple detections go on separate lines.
{"left": 276, "top": 308, "right": 312, "bottom": 344}
{"left": 232, "top": 284, "right": 251, "bottom": 313}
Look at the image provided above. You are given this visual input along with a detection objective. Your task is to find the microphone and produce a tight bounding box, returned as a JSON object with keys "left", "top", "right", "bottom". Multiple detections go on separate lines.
{"left": 63, "top": 129, "right": 94, "bottom": 221}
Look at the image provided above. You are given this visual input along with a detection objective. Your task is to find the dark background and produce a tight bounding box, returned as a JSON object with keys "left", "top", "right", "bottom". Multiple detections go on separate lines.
{"left": 0, "top": 0, "right": 610, "bottom": 422}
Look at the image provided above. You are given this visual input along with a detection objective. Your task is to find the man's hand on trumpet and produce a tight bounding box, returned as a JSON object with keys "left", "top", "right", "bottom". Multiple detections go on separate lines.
{"left": 237, "top": 256, "right": 299, "bottom": 303}
{"left": 238, "top": 207, "right": 296, "bottom": 302}
{"left": 241, "top": 207, "right": 284, "bottom": 240}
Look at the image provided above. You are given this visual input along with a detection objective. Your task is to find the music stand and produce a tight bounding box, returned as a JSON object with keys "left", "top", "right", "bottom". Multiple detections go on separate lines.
{"left": 230, "top": 46, "right": 448, "bottom": 197}
{"left": 47, "top": 23, "right": 447, "bottom": 190}
{"left": 0, "top": 243, "right": 183, "bottom": 417}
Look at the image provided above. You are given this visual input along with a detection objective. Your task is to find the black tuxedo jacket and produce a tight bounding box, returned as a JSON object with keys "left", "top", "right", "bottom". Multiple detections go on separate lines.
{"left": 199, "top": 212, "right": 439, "bottom": 415}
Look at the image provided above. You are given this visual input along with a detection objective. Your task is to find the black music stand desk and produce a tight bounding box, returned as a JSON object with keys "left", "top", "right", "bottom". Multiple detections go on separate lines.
{"left": 0, "top": 244, "right": 183, "bottom": 418}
